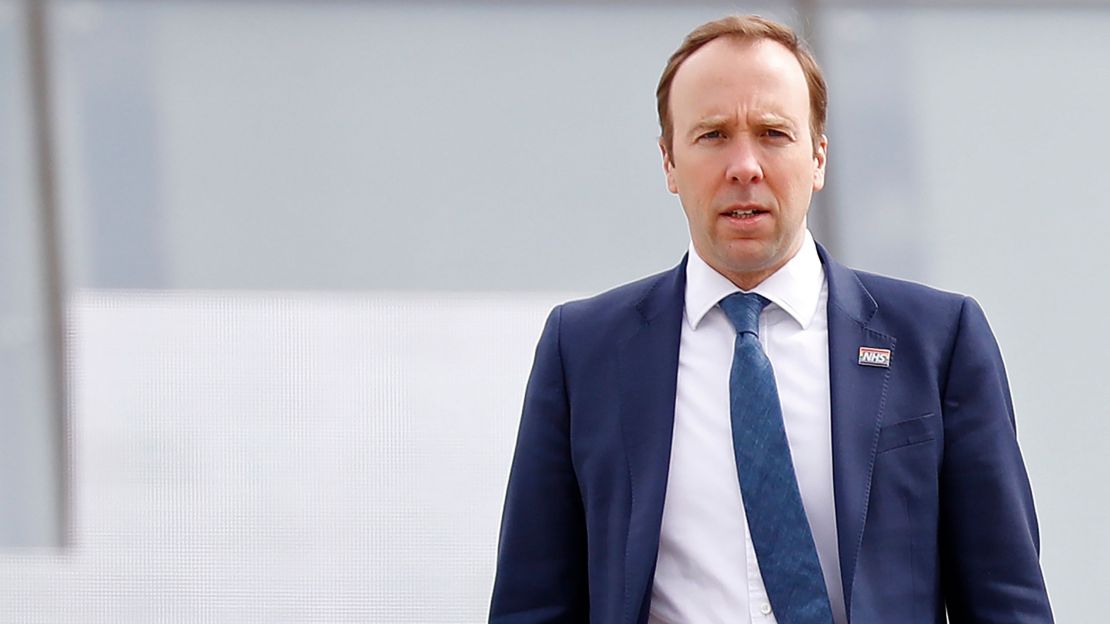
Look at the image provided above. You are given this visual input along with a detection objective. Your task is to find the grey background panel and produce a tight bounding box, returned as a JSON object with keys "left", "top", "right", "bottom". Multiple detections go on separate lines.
{"left": 52, "top": 1, "right": 785, "bottom": 291}
{"left": 823, "top": 10, "right": 1110, "bottom": 620}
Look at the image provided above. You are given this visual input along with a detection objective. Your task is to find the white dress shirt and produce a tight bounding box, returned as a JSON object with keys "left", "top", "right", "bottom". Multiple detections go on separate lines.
{"left": 648, "top": 231, "right": 847, "bottom": 624}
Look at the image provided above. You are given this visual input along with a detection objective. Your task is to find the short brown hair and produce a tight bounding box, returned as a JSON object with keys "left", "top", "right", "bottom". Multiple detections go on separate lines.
{"left": 656, "top": 15, "right": 827, "bottom": 159}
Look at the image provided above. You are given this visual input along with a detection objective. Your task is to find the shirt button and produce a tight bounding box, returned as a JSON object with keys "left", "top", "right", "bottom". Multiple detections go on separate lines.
{"left": 760, "top": 603, "right": 772, "bottom": 615}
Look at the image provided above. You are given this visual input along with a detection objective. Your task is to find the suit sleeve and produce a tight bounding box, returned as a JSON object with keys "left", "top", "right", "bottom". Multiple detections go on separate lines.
{"left": 939, "top": 297, "right": 1054, "bottom": 622}
{"left": 489, "top": 305, "right": 590, "bottom": 622}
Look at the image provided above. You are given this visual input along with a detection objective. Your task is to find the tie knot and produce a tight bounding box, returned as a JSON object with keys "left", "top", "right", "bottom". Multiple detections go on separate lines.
{"left": 720, "top": 292, "right": 769, "bottom": 336}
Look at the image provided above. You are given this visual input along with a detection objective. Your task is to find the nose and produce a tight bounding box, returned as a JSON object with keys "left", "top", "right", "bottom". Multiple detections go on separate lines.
{"left": 724, "top": 138, "right": 763, "bottom": 185}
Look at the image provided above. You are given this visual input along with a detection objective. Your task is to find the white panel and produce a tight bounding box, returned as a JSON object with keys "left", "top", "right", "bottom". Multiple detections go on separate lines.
{"left": 0, "top": 291, "right": 570, "bottom": 622}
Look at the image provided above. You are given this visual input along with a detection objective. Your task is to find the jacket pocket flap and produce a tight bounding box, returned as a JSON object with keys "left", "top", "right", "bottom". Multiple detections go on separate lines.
{"left": 877, "top": 413, "right": 936, "bottom": 453}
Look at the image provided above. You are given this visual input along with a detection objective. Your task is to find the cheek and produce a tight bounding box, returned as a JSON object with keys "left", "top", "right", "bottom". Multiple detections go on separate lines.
{"left": 776, "top": 163, "right": 818, "bottom": 200}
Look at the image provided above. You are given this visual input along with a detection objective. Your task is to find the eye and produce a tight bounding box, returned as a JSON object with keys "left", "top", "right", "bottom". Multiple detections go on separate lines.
{"left": 763, "top": 128, "right": 792, "bottom": 140}
{"left": 698, "top": 129, "right": 724, "bottom": 141}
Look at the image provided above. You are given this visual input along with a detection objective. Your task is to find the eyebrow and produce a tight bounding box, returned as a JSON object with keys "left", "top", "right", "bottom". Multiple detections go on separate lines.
{"left": 687, "top": 116, "right": 731, "bottom": 138}
{"left": 753, "top": 113, "right": 797, "bottom": 131}
{"left": 686, "top": 113, "right": 799, "bottom": 139}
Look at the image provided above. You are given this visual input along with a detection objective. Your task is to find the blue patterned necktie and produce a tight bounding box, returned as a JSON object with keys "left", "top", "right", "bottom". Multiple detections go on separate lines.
{"left": 719, "top": 292, "right": 833, "bottom": 624}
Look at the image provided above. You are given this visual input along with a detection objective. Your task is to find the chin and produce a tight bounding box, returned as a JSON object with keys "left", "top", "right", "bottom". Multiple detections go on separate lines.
{"left": 721, "top": 243, "right": 771, "bottom": 265}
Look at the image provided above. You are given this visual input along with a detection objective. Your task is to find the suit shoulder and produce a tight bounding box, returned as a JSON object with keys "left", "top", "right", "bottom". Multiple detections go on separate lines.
{"left": 559, "top": 265, "right": 679, "bottom": 324}
{"left": 853, "top": 269, "right": 971, "bottom": 314}
{"left": 846, "top": 269, "right": 999, "bottom": 353}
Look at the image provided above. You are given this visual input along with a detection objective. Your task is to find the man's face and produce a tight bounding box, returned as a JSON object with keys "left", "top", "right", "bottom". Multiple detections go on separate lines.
{"left": 662, "top": 37, "right": 827, "bottom": 289}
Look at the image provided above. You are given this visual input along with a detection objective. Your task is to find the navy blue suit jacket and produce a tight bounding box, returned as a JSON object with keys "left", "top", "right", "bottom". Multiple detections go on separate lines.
{"left": 490, "top": 247, "right": 1052, "bottom": 623}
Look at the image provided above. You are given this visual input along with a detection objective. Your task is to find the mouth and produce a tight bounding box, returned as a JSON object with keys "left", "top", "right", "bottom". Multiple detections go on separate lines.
{"left": 722, "top": 206, "right": 769, "bottom": 220}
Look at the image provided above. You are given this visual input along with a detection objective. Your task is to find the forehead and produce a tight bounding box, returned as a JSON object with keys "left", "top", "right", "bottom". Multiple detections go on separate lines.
{"left": 669, "top": 37, "right": 811, "bottom": 127}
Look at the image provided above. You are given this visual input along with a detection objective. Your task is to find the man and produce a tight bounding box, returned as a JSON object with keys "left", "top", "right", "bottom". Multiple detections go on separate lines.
{"left": 490, "top": 15, "right": 1052, "bottom": 624}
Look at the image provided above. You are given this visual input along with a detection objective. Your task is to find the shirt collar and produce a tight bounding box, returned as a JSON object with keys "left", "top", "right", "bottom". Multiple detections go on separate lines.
{"left": 685, "top": 229, "right": 826, "bottom": 331}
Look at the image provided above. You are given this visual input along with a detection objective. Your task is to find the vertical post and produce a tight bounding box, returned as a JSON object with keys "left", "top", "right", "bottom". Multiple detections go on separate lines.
{"left": 23, "top": 0, "right": 67, "bottom": 547}
{"left": 794, "top": 0, "right": 840, "bottom": 255}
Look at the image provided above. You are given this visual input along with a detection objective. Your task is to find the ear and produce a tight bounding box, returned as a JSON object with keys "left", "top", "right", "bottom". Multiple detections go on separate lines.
{"left": 660, "top": 141, "right": 678, "bottom": 194}
{"left": 812, "top": 134, "right": 828, "bottom": 191}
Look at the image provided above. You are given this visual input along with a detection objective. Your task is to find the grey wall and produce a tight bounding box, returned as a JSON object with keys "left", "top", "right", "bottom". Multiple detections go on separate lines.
{"left": 52, "top": 1, "right": 787, "bottom": 292}
{"left": 823, "top": 10, "right": 1110, "bottom": 619}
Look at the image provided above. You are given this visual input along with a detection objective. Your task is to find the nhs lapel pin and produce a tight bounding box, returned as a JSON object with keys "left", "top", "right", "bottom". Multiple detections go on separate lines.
{"left": 858, "top": 347, "right": 891, "bottom": 368}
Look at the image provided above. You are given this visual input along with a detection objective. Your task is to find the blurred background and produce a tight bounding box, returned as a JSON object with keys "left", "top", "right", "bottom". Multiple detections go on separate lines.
{"left": 2, "top": 0, "right": 1107, "bottom": 621}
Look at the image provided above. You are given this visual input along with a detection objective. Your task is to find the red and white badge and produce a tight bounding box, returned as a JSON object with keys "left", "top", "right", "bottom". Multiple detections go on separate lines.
{"left": 858, "top": 347, "right": 891, "bottom": 368}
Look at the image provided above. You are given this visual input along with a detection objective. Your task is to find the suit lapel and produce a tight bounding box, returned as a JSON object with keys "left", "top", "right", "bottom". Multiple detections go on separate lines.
{"left": 818, "top": 245, "right": 896, "bottom": 619}
{"left": 617, "top": 257, "right": 686, "bottom": 624}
